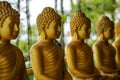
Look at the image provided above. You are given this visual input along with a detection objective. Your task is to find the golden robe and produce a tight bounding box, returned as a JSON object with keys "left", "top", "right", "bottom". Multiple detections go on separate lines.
{"left": 66, "top": 41, "right": 97, "bottom": 80}
{"left": 94, "top": 41, "right": 118, "bottom": 77}
{"left": 113, "top": 40, "right": 120, "bottom": 69}
{"left": 31, "top": 41, "right": 72, "bottom": 80}
{"left": 0, "top": 44, "right": 28, "bottom": 80}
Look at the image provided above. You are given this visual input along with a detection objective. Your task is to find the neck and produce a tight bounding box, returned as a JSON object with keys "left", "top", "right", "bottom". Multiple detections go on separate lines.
{"left": 72, "top": 33, "right": 84, "bottom": 43}
{"left": 39, "top": 36, "right": 54, "bottom": 43}
{"left": 97, "top": 36, "right": 108, "bottom": 44}
{"left": 72, "top": 37, "right": 84, "bottom": 43}
{"left": 0, "top": 39, "right": 10, "bottom": 45}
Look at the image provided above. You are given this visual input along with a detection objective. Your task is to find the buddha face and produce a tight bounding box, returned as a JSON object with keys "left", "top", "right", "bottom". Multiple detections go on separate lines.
{"left": 0, "top": 16, "right": 19, "bottom": 40}
{"left": 45, "top": 19, "right": 61, "bottom": 40}
{"left": 103, "top": 26, "right": 114, "bottom": 39}
{"left": 77, "top": 23, "right": 91, "bottom": 39}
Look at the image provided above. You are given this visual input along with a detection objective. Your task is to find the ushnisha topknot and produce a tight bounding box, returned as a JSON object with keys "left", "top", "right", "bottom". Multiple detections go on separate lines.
{"left": 0, "top": 1, "right": 20, "bottom": 27}
{"left": 96, "top": 16, "right": 114, "bottom": 36}
{"left": 70, "top": 12, "right": 91, "bottom": 36}
{"left": 36, "top": 7, "right": 61, "bottom": 35}
{"left": 115, "top": 20, "right": 120, "bottom": 36}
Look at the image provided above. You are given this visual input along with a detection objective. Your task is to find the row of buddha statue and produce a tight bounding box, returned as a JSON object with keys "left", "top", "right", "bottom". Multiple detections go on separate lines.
{"left": 0, "top": 1, "right": 120, "bottom": 80}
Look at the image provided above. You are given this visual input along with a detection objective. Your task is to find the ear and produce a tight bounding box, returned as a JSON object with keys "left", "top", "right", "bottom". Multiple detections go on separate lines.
{"left": 40, "top": 30, "right": 47, "bottom": 40}
{"left": 101, "top": 30, "right": 105, "bottom": 40}
{"left": 72, "top": 31, "right": 78, "bottom": 40}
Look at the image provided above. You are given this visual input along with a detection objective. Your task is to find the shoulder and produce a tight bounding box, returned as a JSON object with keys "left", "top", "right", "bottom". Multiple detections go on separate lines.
{"left": 12, "top": 44, "right": 23, "bottom": 53}
{"left": 31, "top": 41, "right": 45, "bottom": 50}
{"left": 93, "top": 41, "right": 102, "bottom": 49}
{"left": 83, "top": 43, "right": 91, "bottom": 49}
{"left": 30, "top": 42, "right": 43, "bottom": 55}
{"left": 92, "top": 41, "right": 103, "bottom": 54}
{"left": 11, "top": 44, "right": 24, "bottom": 58}
{"left": 66, "top": 41, "right": 76, "bottom": 49}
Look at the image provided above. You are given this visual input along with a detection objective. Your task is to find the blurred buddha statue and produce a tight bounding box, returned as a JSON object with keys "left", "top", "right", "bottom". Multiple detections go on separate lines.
{"left": 0, "top": 1, "right": 29, "bottom": 80}
{"left": 30, "top": 7, "right": 72, "bottom": 80}
{"left": 93, "top": 16, "right": 119, "bottom": 77}
{"left": 65, "top": 12, "right": 100, "bottom": 80}
{"left": 113, "top": 20, "right": 120, "bottom": 70}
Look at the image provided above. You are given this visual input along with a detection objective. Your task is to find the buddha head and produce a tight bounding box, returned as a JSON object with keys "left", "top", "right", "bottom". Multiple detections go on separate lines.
{"left": 96, "top": 16, "right": 114, "bottom": 39}
{"left": 0, "top": 1, "right": 20, "bottom": 40}
{"left": 36, "top": 7, "right": 61, "bottom": 40}
{"left": 114, "top": 20, "right": 120, "bottom": 37}
{"left": 70, "top": 12, "right": 91, "bottom": 40}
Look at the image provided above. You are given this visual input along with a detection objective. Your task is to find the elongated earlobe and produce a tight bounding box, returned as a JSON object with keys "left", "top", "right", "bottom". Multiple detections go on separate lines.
{"left": 72, "top": 31, "right": 78, "bottom": 40}
{"left": 44, "top": 29, "right": 48, "bottom": 40}
{"left": 101, "top": 30, "right": 105, "bottom": 40}
{"left": 39, "top": 30, "right": 46, "bottom": 40}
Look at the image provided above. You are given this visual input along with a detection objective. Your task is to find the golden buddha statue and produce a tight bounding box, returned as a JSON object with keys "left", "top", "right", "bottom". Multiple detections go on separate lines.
{"left": 113, "top": 20, "right": 120, "bottom": 70}
{"left": 65, "top": 12, "right": 100, "bottom": 80}
{"left": 0, "top": 1, "right": 29, "bottom": 80}
{"left": 30, "top": 7, "right": 72, "bottom": 80}
{"left": 93, "top": 16, "right": 119, "bottom": 77}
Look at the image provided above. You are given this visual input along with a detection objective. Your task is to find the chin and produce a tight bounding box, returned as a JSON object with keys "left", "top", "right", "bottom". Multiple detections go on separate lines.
{"left": 55, "top": 37, "right": 59, "bottom": 39}
{"left": 86, "top": 37, "right": 89, "bottom": 39}
{"left": 56, "top": 35, "right": 60, "bottom": 38}
{"left": 12, "top": 36, "right": 17, "bottom": 39}
{"left": 85, "top": 36, "right": 90, "bottom": 39}
{"left": 108, "top": 36, "right": 113, "bottom": 39}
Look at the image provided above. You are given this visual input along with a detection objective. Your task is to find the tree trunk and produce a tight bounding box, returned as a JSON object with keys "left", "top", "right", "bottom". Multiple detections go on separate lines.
{"left": 54, "top": 0, "right": 58, "bottom": 12}
{"left": 26, "top": 0, "right": 31, "bottom": 50}
{"left": 70, "top": 0, "right": 74, "bottom": 17}
{"left": 60, "top": 0, "right": 65, "bottom": 50}
{"left": 16, "top": 0, "right": 21, "bottom": 47}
